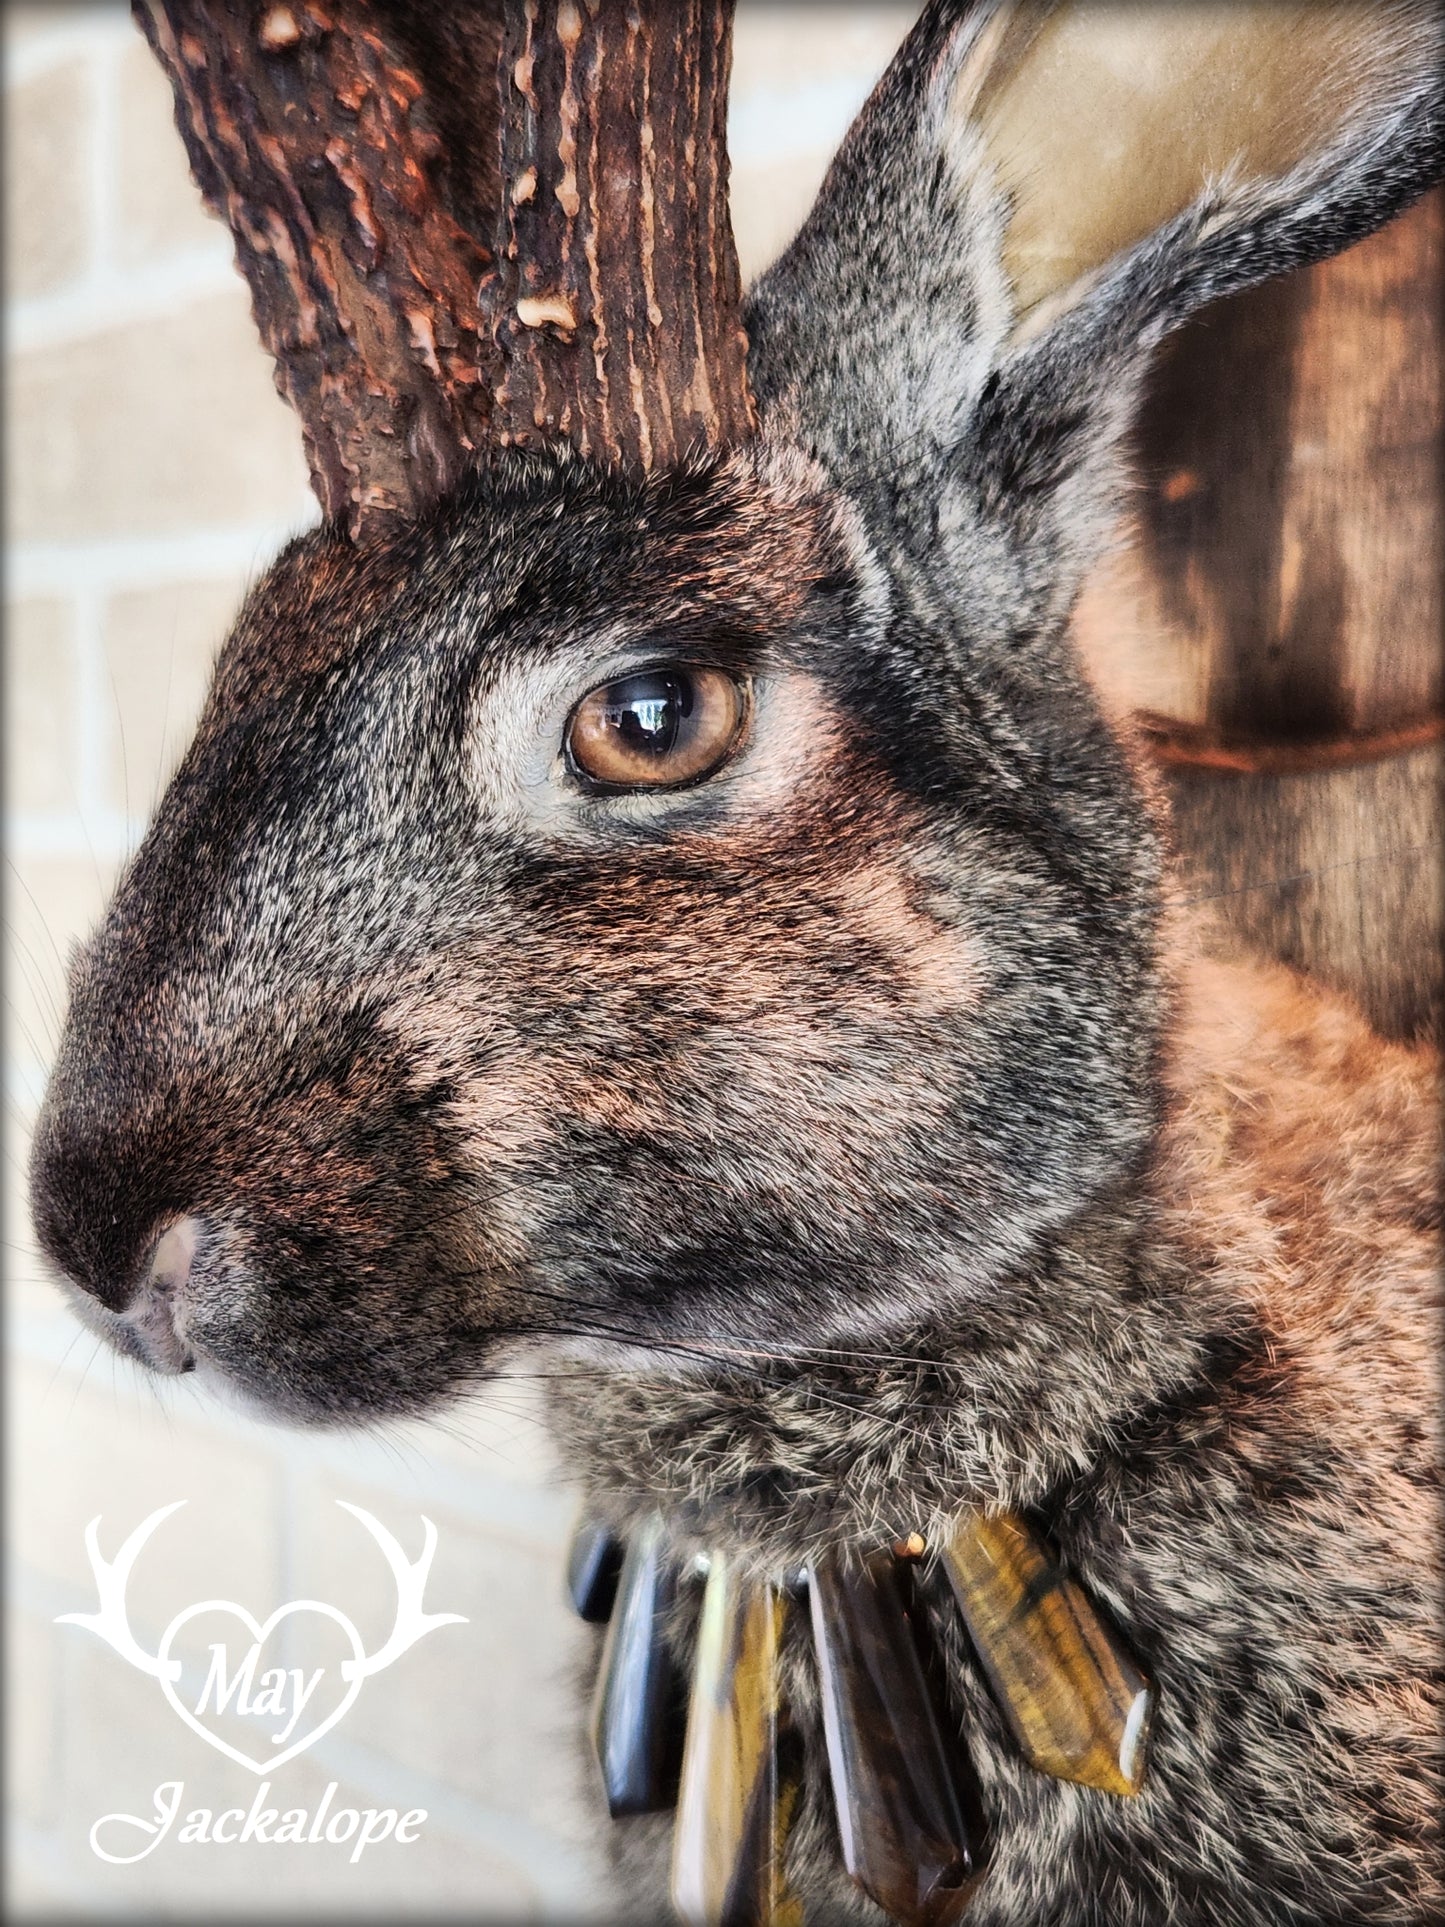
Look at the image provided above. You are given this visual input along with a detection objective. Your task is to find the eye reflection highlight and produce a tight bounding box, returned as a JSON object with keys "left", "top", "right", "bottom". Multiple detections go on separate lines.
{"left": 567, "top": 667, "right": 748, "bottom": 791}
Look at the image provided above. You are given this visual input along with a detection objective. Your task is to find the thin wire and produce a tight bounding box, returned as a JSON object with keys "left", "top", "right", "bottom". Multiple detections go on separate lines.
{"left": 1168, "top": 840, "right": 1435, "bottom": 912}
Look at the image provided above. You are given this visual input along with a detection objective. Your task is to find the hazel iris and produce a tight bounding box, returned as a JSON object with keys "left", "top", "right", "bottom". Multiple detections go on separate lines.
{"left": 567, "top": 667, "right": 747, "bottom": 791}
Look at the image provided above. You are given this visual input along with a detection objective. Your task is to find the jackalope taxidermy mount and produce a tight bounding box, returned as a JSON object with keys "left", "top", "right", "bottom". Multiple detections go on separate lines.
{"left": 31, "top": 4, "right": 1442, "bottom": 1924}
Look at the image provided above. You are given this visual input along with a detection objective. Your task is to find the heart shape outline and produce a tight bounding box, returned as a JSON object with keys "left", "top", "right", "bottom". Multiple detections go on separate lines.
{"left": 158, "top": 1598, "right": 365, "bottom": 1775}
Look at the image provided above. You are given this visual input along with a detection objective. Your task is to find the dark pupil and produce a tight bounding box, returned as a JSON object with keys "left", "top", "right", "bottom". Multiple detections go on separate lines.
{"left": 601, "top": 672, "right": 693, "bottom": 758}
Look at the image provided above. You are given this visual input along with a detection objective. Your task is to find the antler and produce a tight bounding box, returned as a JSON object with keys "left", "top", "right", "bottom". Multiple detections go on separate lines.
{"left": 133, "top": 1, "right": 754, "bottom": 542}
{"left": 337, "top": 1502, "right": 468, "bottom": 1681}
{"left": 56, "top": 1503, "right": 186, "bottom": 1680}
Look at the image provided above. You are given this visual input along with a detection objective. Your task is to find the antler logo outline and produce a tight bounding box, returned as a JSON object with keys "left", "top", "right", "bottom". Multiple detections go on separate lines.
{"left": 58, "top": 1501, "right": 468, "bottom": 1774}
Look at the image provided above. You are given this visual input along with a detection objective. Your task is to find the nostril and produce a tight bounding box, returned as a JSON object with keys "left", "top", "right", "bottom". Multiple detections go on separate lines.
{"left": 145, "top": 1215, "right": 204, "bottom": 1297}
{"left": 116, "top": 1215, "right": 207, "bottom": 1374}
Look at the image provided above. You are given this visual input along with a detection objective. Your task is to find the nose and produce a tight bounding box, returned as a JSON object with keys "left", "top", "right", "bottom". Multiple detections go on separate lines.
{"left": 120, "top": 1215, "right": 206, "bottom": 1373}
{"left": 28, "top": 1101, "right": 196, "bottom": 1313}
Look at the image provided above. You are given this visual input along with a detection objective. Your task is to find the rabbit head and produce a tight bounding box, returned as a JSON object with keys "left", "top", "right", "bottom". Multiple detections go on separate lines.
{"left": 29, "top": 439, "right": 1164, "bottom": 1427}
{"left": 31, "top": 2, "right": 1442, "bottom": 1484}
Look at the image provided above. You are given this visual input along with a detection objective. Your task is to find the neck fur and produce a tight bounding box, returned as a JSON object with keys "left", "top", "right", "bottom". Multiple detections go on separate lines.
{"left": 545, "top": 1164, "right": 1242, "bottom": 1575}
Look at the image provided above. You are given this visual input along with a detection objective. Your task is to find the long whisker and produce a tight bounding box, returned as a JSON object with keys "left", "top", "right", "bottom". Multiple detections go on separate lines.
{"left": 490, "top": 1290, "right": 963, "bottom": 1450}
{"left": 475, "top": 1272, "right": 982, "bottom": 1377}
{"left": 1167, "top": 839, "right": 1436, "bottom": 911}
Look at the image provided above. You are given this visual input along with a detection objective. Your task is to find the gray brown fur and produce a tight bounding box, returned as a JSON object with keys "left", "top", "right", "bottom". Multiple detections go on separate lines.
{"left": 29, "top": 3, "right": 1444, "bottom": 1922}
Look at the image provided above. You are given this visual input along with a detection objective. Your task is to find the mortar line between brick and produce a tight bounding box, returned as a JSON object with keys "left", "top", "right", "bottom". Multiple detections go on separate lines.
{"left": 301, "top": 1727, "right": 602, "bottom": 1906}
{"left": 5, "top": 807, "right": 137, "bottom": 860}
{"left": 3, "top": 11, "right": 134, "bottom": 91}
{"left": 277, "top": 1454, "right": 301, "bottom": 1678}
{"left": 9, "top": 1306, "right": 578, "bottom": 1544}
{"left": 7, "top": 1057, "right": 50, "bottom": 1115}
{"left": 72, "top": 586, "right": 111, "bottom": 823}
{"left": 2, "top": 884, "right": 73, "bottom": 1081}
{"left": 5, "top": 1816, "right": 153, "bottom": 1917}
{"left": 8, "top": 524, "right": 315, "bottom": 597}
{"left": 6, "top": 245, "right": 241, "bottom": 355}
{"left": 728, "top": 71, "right": 879, "bottom": 164}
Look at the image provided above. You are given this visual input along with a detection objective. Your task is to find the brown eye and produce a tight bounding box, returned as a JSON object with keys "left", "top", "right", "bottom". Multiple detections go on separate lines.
{"left": 566, "top": 666, "right": 748, "bottom": 791}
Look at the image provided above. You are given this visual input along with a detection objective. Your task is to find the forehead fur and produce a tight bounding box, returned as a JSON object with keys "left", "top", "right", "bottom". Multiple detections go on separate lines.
{"left": 209, "top": 444, "right": 843, "bottom": 721}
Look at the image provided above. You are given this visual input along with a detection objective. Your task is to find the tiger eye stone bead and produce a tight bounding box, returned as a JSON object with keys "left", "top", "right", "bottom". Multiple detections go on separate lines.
{"left": 567, "top": 1516, "right": 625, "bottom": 1623}
{"left": 807, "top": 1551, "right": 983, "bottom": 1925}
{"left": 671, "top": 1550, "right": 803, "bottom": 1927}
{"left": 589, "top": 1515, "right": 686, "bottom": 1815}
{"left": 939, "top": 1510, "right": 1155, "bottom": 1796}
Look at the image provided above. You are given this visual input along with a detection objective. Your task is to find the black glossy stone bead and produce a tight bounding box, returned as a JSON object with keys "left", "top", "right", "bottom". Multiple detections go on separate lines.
{"left": 567, "top": 1517, "right": 625, "bottom": 1624}
{"left": 589, "top": 1514, "right": 686, "bottom": 1816}
{"left": 807, "top": 1551, "right": 984, "bottom": 1926}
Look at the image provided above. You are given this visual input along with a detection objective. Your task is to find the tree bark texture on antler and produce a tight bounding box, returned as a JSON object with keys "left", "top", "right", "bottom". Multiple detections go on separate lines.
{"left": 133, "top": 0, "right": 754, "bottom": 543}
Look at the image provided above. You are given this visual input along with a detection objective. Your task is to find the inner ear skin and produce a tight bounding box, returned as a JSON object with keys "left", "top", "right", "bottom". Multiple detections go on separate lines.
{"left": 977, "top": 4, "right": 1390, "bottom": 326}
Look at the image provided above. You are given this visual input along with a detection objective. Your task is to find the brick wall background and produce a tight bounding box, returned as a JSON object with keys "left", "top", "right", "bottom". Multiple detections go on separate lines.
{"left": 3, "top": 5, "right": 913, "bottom": 1917}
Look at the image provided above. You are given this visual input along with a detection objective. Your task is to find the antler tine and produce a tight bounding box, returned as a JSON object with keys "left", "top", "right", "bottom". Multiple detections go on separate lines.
{"left": 56, "top": 1503, "right": 187, "bottom": 1680}
{"left": 336, "top": 1502, "right": 468, "bottom": 1681}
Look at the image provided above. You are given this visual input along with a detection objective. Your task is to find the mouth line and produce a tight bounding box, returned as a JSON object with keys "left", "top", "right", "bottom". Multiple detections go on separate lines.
{"left": 129, "top": 1293, "right": 197, "bottom": 1374}
{"left": 68, "top": 1283, "right": 198, "bottom": 1376}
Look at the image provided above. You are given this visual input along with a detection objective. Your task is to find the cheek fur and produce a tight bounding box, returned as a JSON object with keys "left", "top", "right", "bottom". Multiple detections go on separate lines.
{"left": 379, "top": 787, "right": 985, "bottom": 1278}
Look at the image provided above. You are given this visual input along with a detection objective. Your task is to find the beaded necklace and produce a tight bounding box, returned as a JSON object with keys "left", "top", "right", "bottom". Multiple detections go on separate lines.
{"left": 568, "top": 1509, "right": 1154, "bottom": 1925}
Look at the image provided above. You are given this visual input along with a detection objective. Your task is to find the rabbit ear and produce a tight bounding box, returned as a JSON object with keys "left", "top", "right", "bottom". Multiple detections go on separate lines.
{"left": 748, "top": 0, "right": 1443, "bottom": 629}
{"left": 974, "top": 2, "right": 1443, "bottom": 342}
